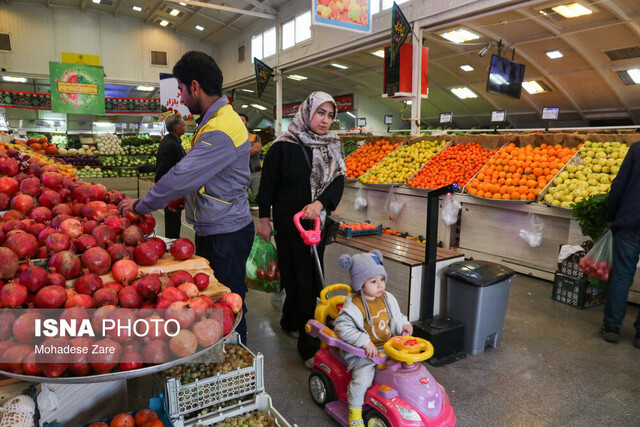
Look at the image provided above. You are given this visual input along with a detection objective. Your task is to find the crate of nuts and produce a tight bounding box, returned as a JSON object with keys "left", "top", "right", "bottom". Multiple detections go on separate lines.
{"left": 164, "top": 337, "right": 264, "bottom": 425}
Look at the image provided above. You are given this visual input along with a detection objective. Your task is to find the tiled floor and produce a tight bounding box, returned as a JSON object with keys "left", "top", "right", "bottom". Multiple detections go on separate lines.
{"left": 152, "top": 211, "right": 640, "bottom": 427}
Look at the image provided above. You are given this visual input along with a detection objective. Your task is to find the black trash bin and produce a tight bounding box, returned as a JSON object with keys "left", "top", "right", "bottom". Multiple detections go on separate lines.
{"left": 445, "top": 261, "right": 515, "bottom": 355}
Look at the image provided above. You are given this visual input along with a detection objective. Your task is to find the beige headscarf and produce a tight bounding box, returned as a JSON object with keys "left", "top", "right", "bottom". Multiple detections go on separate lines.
{"left": 275, "top": 92, "right": 346, "bottom": 209}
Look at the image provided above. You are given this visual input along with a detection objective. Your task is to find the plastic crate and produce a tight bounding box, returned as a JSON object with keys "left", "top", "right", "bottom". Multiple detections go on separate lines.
{"left": 175, "top": 392, "right": 291, "bottom": 427}
{"left": 337, "top": 221, "right": 383, "bottom": 239}
{"left": 165, "top": 340, "right": 264, "bottom": 421}
{"left": 551, "top": 272, "right": 606, "bottom": 309}
{"left": 66, "top": 394, "right": 172, "bottom": 427}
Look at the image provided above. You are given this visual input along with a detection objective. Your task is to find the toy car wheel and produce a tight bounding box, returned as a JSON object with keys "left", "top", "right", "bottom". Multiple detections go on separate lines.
{"left": 309, "top": 370, "right": 336, "bottom": 407}
{"left": 364, "top": 409, "right": 391, "bottom": 427}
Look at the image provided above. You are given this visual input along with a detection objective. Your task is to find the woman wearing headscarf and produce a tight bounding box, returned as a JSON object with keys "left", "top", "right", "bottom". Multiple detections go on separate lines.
{"left": 256, "top": 92, "right": 346, "bottom": 366}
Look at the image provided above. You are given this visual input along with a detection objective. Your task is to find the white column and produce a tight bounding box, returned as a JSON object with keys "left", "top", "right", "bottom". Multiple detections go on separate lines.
{"left": 411, "top": 28, "right": 423, "bottom": 136}
{"left": 275, "top": 68, "right": 283, "bottom": 135}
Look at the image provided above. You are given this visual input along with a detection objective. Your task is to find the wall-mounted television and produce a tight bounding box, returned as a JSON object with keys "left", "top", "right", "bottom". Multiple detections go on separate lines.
{"left": 486, "top": 54, "right": 526, "bottom": 99}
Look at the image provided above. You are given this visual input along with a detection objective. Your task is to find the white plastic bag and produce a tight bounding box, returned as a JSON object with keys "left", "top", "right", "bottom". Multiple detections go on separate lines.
{"left": 441, "top": 194, "right": 461, "bottom": 226}
{"left": 519, "top": 212, "right": 544, "bottom": 247}
{"left": 383, "top": 186, "right": 405, "bottom": 220}
{"left": 354, "top": 187, "right": 368, "bottom": 211}
{"left": 36, "top": 385, "right": 58, "bottom": 413}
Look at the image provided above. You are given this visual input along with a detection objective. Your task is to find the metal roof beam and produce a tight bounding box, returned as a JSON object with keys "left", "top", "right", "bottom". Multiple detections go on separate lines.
{"left": 598, "top": 1, "right": 640, "bottom": 39}
{"left": 174, "top": 1, "right": 240, "bottom": 33}
{"left": 145, "top": 1, "right": 166, "bottom": 24}
{"left": 237, "top": 0, "right": 276, "bottom": 14}
{"left": 514, "top": 10, "right": 631, "bottom": 121}
{"left": 465, "top": 22, "right": 586, "bottom": 121}
{"left": 80, "top": 0, "right": 87, "bottom": 10}
{"left": 165, "top": 0, "right": 275, "bottom": 19}
{"left": 113, "top": 0, "right": 123, "bottom": 16}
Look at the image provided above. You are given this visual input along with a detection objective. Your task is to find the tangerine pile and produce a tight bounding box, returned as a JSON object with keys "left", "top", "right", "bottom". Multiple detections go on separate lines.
{"left": 465, "top": 143, "right": 578, "bottom": 201}
{"left": 408, "top": 143, "right": 497, "bottom": 189}
{"left": 339, "top": 222, "right": 378, "bottom": 231}
{"left": 345, "top": 139, "right": 401, "bottom": 179}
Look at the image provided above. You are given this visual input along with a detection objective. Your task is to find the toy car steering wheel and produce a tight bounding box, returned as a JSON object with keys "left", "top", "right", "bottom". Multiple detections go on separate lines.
{"left": 383, "top": 336, "right": 434, "bottom": 365}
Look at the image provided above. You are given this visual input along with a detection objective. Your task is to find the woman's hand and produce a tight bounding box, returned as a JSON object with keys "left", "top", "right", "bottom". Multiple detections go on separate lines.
{"left": 301, "top": 200, "right": 323, "bottom": 220}
{"left": 256, "top": 218, "right": 273, "bottom": 241}
{"left": 364, "top": 341, "right": 377, "bottom": 358}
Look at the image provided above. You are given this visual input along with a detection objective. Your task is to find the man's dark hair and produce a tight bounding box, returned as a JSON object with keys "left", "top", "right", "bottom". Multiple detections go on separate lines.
{"left": 173, "top": 51, "right": 223, "bottom": 96}
{"left": 238, "top": 113, "right": 249, "bottom": 121}
{"left": 165, "top": 114, "right": 183, "bottom": 133}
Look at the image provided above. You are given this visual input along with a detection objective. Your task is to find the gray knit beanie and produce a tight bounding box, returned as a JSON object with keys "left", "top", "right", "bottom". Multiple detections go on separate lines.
{"left": 338, "top": 250, "right": 387, "bottom": 292}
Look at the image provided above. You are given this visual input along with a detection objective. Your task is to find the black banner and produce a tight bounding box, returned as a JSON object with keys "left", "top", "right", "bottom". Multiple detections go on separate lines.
{"left": 390, "top": 2, "right": 411, "bottom": 67}
{"left": 254, "top": 58, "right": 273, "bottom": 98}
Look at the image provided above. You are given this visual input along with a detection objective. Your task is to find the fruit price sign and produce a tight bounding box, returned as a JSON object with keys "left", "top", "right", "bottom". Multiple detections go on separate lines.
{"left": 313, "top": 0, "right": 371, "bottom": 33}
{"left": 49, "top": 62, "right": 105, "bottom": 115}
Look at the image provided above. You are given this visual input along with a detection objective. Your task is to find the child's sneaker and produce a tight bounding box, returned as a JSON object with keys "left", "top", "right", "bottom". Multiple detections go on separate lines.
{"left": 600, "top": 325, "right": 620, "bottom": 343}
{"left": 348, "top": 407, "right": 364, "bottom": 427}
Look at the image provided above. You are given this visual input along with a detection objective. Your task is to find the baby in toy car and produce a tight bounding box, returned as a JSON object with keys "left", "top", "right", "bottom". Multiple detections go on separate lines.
{"left": 334, "top": 250, "right": 413, "bottom": 427}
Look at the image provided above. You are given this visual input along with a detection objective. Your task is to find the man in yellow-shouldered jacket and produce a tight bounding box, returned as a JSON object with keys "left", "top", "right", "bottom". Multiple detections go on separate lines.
{"left": 118, "top": 51, "right": 253, "bottom": 344}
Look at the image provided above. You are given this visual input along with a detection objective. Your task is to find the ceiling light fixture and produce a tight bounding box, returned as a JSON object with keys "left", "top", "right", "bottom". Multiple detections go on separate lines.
{"left": 179, "top": 2, "right": 187, "bottom": 5}
{"left": 522, "top": 81, "right": 546, "bottom": 94}
{"left": 2, "top": 76, "right": 27, "bottom": 83}
{"left": 287, "top": 74, "right": 308, "bottom": 81}
{"left": 241, "top": 104, "right": 249, "bottom": 108}
{"left": 195, "top": 25, "right": 204, "bottom": 31}
{"left": 440, "top": 28, "right": 480, "bottom": 44}
{"left": 346, "top": 112, "right": 356, "bottom": 118}
{"left": 371, "top": 50, "right": 385, "bottom": 58}
{"left": 546, "top": 50, "right": 563, "bottom": 59}
{"left": 460, "top": 65, "right": 474, "bottom": 71}
{"left": 132, "top": 6, "right": 142, "bottom": 11}
{"left": 551, "top": 2, "right": 593, "bottom": 18}
{"left": 159, "top": 20, "right": 169, "bottom": 27}
{"left": 240, "top": 89, "right": 254, "bottom": 93}
{"left": 329, "top": 63, "right": 348, "bottom": 70}
{"left": 136, "top": 86, "right": 155, "bottom": 91}
{"left": 251, "top": 104, "right": 267, "bottom": 110}
{"left": 451, "top": 87, "right": 478, "bottom": 99}
{"left": 627, "top": 68, "right": 640, "bottom": 84}
{"left": 478, "top": 44, "right": 491, "bottom": 57}
{"left": 92, "top": 0, "right": 100, "bottom": 3}
{"left": 170, "top": 9, "right": 180, "bottom": 16}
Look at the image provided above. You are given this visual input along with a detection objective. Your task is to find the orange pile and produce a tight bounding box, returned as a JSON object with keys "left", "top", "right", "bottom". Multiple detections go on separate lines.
{"left": 24, "top": 136, "right": 59, "bottom": 155}
{"left": 382, "top": 228, "right": 400, "bottom": 236}
{"left": 466, "top": 143, "right": 578, "bottom": 201}
{"left": 339, "top": 222, "right": 378, "bottom": 231}
{"left": 408, "top": 143, "right": 497, "bottom": 189}
{"left": 345, "top": 139, "right": 401, "bottom": 179}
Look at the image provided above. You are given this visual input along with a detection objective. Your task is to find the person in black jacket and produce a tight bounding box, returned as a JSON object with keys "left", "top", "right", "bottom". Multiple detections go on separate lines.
{"left": 601, "top": 140, "right": 640, "bottom": 348}
{"left": 156, "top": 114, "right": 187, "bottom": 238}
{"left": 256, "top": 92, "right": 345, "bottom": 367}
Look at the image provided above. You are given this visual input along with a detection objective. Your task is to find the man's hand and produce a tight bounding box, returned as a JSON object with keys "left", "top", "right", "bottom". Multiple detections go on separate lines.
{"left": 118, "top": 198, "right": 139, "bottom": 215}
{"left": 364, "top": 341, "right": 377, "bottom": 358}
{"left": 402, "top": 324, "right": 414, "bottom": 336}
{"left": 256, "top": 217, "right": 273, "bottom": 241}
{"left": 301, "top": 200, "right": 323, "bottom": 220}
{"left": 168, "top": 198, "right": 186, "bottom": 212}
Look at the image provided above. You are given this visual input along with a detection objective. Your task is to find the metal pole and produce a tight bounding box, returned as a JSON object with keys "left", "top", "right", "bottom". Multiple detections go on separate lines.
{"left": 275, "top": 68, "right": 283, "bottom": 135}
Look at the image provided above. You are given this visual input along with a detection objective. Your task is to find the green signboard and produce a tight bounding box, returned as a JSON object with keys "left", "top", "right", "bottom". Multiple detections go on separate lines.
{"left": 49, "top": 62, "right": 105, "bottom": 115}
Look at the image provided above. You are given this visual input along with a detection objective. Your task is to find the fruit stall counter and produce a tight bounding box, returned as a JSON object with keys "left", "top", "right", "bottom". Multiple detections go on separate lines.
{"left": 325, "top": 233, "right": 464, "bottom": 322}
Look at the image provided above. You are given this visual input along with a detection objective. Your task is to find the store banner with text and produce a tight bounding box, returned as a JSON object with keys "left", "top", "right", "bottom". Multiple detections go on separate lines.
{"left": 313, "top": 0, "right": 371, "bottom": 33}
{"left": 390, "top": 2, "right": 411, "bottom": 66}
{"left": 254, "top": 59, "right": 273, "bottom": 98}
{"left": 160, "top": 73, "right": 192, "bottom": 117}
{"left": 49, "top": 62, "right": 105, "bottom": 115}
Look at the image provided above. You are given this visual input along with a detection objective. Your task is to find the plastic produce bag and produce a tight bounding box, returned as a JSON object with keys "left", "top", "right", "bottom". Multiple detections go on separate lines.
{"left": 36, "top": 385, "right": 58, "bottom": 413}
{"left": 579, "top": 229, "right": 612, "bottom": 281}
{"left": 383, "top": 186, "right": 405, "bottom": 220}
{"left": 519, "top": 212, "right": 544, "bottom": 247}
{"left": 245, "top": 236, "right": 281, "bottom": 293}
{"left": 441, "top": 194, "right": 461, "bottom": 226}
{"left": 354, "top": 187, "right": 368, "bottom": 211}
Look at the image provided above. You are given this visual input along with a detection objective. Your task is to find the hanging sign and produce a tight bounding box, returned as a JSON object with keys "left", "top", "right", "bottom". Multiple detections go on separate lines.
{"left": 254, "top": 58, "right": 273, "bottom": 98}
{"left": 491, "top": 110, "right": 506, "bottom": 123}
{"left": 541, "top": 107, "right": 559, "bottom": 120}
{"left": 60, "top": 52, "right": 101, "bottom": 66}
{"left": 390, "top": 2, "right": 411, "bottom": 67}
{"left": 160, "top": 73, "right": 192, "bottom": 117}
{"left": 49, "top": 62, "right": 105, "bottom": 115}
{"left": 313, "top": 0, "right": 371, "bottom": 33}
{"left": 439, "top": 112, "right": 453, "bottom": 124}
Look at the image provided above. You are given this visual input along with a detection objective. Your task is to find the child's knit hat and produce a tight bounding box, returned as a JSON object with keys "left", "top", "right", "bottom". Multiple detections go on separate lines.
{"left": 338, "top": 250, "right": 387, "bottom": 292}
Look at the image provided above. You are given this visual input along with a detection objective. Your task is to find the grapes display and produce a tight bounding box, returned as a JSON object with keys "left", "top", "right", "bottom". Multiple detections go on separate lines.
{"left": 212, "top": 410, "right": 278, "bottom": 427}
{"left": 163, "top": 345, "right": 254, "bottom": 384}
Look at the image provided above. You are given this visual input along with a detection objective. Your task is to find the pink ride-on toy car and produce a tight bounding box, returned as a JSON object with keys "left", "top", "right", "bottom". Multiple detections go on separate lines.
{"left": 305, "top": 287, "right": 456, "bottom": 427}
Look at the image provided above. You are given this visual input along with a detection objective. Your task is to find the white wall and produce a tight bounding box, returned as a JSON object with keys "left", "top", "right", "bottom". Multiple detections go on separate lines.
{"left": 0, "top": 5, "right": 216, "bottom": 84}
{"left": 356, "top": 96, "right": 411, "bottom": 134}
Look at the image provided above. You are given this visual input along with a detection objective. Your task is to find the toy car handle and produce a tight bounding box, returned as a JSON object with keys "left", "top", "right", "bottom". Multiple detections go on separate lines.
{"left": 293, "top": 210, "right": 322, "bottom": 246}
{"left": 306, "top": 319, "right": 386, "bottom": 364}
{"left": 383, "top": 336, "right": 434, "bottom": 365}
{"left": 320, "top": 284, "right": 352, "bottom": 303}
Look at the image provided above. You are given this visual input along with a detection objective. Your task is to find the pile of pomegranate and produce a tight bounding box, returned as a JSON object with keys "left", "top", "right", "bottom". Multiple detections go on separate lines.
{"left": 0, "top": 146, "right": 241, "bottom": 378}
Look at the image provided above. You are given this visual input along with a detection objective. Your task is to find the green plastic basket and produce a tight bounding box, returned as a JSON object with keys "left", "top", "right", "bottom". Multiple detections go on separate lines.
{"left": 551, "top": 272, "right": 606, "bottom": 309}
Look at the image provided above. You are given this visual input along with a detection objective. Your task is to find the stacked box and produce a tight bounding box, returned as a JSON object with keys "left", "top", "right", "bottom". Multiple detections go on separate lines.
{"left": 551, "top": 272, "right": 606, "bottom": 309}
